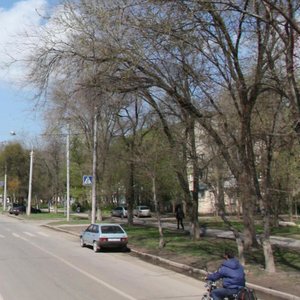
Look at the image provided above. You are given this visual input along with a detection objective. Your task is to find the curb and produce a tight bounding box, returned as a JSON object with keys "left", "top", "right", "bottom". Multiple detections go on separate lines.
{"left": 129, "top": 249, "right": 300, "bottom": 300}
{"left": 246, "top": 283, "right": 300, "bottom": 300}
{"left": 44, "top": 224, "right": 300, "bottom": 300}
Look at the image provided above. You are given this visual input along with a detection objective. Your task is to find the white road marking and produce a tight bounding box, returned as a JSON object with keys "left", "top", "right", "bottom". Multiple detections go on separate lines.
{"left": 12, "top": 233, "right": 29, "bottom": 241}
{"left": 24, "top": 232, "right": 35, "bottom": 237}
{"left": 23, "top": 238, "right": 138, "bottom": 300}
{"left": 37, "top": 232, "right": 49, "bottom": 237}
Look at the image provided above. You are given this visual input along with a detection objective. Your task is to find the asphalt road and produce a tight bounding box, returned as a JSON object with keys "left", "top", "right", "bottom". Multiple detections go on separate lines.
{"left": 0, "top": 214, "right": 206, "bottom": 300}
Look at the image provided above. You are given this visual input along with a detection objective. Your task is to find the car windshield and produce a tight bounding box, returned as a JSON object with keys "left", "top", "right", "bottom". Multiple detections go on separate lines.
{"left": 139, "top": 206, "right": 149, "bottom": 210}
{"left": 101, "top": 225, "right": 124, "bottom": 234}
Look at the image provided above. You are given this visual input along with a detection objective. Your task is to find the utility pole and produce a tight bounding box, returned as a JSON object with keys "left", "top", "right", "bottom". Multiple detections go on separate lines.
{"left": 91, "top": 108, "right": 98, "bottom": 223}
{"left": 27, "top": 147, "right": 33, "bottom": 216}
{"left": 66, "top": 123, "right": 70, "bottom": 221}
{"left": 3, "top": 164, "right": 7, "bottom": 212}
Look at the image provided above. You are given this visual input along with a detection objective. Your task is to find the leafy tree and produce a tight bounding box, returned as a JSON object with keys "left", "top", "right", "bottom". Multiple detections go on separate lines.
{"left": 0, "top": 143, "right": 28, "bottom": 202}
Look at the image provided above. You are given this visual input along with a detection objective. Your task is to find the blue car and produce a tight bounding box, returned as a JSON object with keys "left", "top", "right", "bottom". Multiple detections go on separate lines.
{"left": 80, "top": 223, "right": 128, "bottom": 252}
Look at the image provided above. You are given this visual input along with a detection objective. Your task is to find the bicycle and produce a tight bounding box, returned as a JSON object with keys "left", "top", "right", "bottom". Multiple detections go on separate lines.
{"left": 201, "top": 280, "right": 257, "bottom": 300}
{"left": 201, "top": 280, "right": 239, "bottom": 300}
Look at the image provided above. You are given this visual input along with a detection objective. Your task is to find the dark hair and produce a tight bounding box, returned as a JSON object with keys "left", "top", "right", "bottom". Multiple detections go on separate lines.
{"left": 224, "top": 249, "right": 235, "bottom": 259}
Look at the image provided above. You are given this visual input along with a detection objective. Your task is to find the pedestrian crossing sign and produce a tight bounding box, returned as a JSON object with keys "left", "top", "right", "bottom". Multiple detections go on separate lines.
{"left": 83, "top": 175, "right": 93, "bottom": 186}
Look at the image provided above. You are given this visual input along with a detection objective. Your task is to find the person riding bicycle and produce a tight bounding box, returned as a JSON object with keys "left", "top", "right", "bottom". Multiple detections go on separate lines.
{"left": 205, "top": 250, "right": 245, "bottom": 300}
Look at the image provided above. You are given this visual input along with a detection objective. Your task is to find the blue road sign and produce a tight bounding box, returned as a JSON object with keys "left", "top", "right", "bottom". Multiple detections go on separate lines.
{"left": 83, "top": 175, "right": 93, "bottom": 186}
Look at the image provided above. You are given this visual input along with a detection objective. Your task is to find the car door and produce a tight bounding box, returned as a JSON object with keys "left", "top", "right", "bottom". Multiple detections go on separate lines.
{"left": 84, "top": 224, "right": 93, "bottom": 245}
{"left": 90, "top": 224, "right": 99, "bottom": 242}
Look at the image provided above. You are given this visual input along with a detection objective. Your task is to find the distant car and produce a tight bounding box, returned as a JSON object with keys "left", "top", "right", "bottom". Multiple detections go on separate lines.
{"left": 9, "top": 205, "right": 41, "bottom": 215}
{"left": 9, "top": 205, "right": 26, "bottom": 215}
{"left": 111, "top": 206, "right": 127, "bottom": 218}
{"left": 133, "top": 205, "right": 151, "bottom": 218}
{"left": 80, "top": 223, "right": 128, "bottom": 252}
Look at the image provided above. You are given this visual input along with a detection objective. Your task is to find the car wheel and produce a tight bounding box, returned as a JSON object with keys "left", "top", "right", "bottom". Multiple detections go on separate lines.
{"left": 93, "top": 241, "right": 99, "bottom": 253}
{"left": 80, "top": 237, "right": 85, "bottom": 247}
{"left": 122, "top": 246, "right": 130, "bottom": 252}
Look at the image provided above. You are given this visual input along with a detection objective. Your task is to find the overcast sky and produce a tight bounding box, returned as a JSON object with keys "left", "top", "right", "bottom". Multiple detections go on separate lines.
{"left": 0, "top": 0, "right": 58, "bottom": 142}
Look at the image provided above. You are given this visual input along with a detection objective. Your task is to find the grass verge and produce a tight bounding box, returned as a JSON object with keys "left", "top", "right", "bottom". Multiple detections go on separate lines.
{"left": 123, "top": 224, "right": 300, "bottom": 274}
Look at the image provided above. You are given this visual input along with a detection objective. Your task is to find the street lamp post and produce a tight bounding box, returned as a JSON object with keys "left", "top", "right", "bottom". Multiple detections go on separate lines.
{"left": 91, "top": 110, "right": 98, "bottom": 224}
{"left": 66, "top": 123, "right": 70, "bottom": 221}
{"left": 26, "top": 146, "right": 33, "bottom": 216}
{"left": 3, "top": 164, "right": 7, "bottom": 212}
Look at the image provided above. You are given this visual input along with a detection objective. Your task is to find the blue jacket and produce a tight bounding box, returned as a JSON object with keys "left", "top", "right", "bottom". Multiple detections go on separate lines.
{"left": 207, "top": 258, "right": 245, "bottom": 289}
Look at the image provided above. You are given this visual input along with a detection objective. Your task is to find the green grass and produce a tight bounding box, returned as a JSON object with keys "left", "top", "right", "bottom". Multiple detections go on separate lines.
{"left": 123, "top": 224, "right": 300, "bottom": 273}
{"left": 269, "top": 225, "right": 300, "bottom": 237}
{"left": 19, "top": 212, "right": 90, "bottom": 223}
{"left": 23, "top": 212, "right": 67, "bottom": 220}
{"left": 124, "top": 225, "right": 234, "bottom": 256}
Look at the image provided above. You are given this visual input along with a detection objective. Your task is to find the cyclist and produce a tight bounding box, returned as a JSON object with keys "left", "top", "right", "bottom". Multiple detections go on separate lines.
{"left": 205, "top": 250, "right": 245, "bottom": 300}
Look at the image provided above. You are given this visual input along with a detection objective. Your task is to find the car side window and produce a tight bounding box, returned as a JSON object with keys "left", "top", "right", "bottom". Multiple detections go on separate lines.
{"left": 86, "top": 225, "right": 93, "bottom": 232}
{"left": 93, "top": 225, "right": 99, "bottom": 233}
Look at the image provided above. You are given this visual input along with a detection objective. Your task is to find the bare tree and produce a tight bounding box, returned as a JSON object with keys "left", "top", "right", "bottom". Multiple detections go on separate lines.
{"left": 219, "top": 0, "right": 300, "bottom": 130}
{"left": 98, "top": 0, "right": 280, "bottom": 268}
{"left": 21, "top": 0, "right": 300, "bottom": 272}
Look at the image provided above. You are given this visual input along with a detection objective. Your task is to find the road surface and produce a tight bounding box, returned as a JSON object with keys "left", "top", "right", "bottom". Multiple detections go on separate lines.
{"left": 0, "top": 214, "right": 206, "bottom": 300}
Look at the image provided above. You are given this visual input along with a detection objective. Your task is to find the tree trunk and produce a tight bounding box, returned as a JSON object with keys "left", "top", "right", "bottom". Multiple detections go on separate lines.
{"left": 126, "top": 161, "right": 135, "bottom": 226}
{"left": 152, "top": 176, "right": 165, "bottom": 249}
{"left": 54, "top": 195, "right": 58, "bottom": 214}
{"left": 260, "top": 187, "right": 276, "bottom": 273}
{"left": 238, "top": 172, "right": 259, "bottom": 249}
{"left": 242, "top": 200, "right": 257, "bottom": 249}
{"left": 258, "top": 140, "right": 276, "bottom": 273}
{"left": 236, "top": 237, "right": 245, "bottom": 266}
{"left": 96, "top": 205, "right": 102, "bottom": 221}
{"left": 218, "top": 199, "right": 245, "bottom": 265}
{"left": 188, "top": 117, "right": 201, "bottom": 240}
{"left": 262, "top": 240, "right": 276, "bottom": 273}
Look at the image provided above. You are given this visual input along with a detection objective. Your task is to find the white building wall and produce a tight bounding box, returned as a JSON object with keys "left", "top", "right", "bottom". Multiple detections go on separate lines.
{"left": 198, "top": 189, "right": 239, "bottom": 215}
{"left": 198, "top": 190, "right": 216, "bottom": 214}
